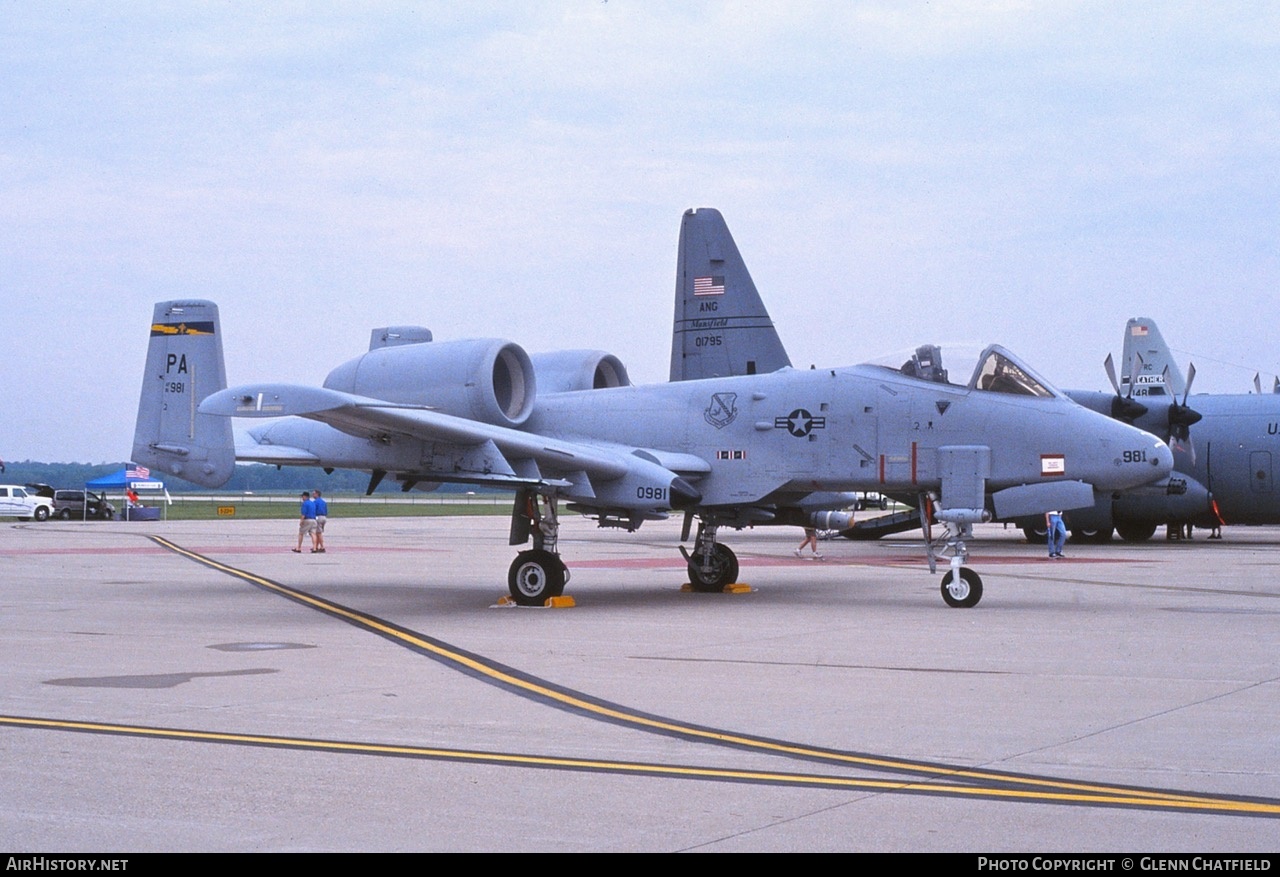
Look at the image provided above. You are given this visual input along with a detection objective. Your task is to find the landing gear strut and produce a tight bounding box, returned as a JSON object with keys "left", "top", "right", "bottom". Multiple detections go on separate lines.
{"left": 680, "top": 519, "right": 739, "bottom": 592}
{"left": 923, "top": 498, "right": 984, "bottom": 608}
{"left": 506, "top": 491, "right": 568, "bottom": 606}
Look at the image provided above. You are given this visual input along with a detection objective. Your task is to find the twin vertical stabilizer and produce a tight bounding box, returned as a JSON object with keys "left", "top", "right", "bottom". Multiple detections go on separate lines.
{"left": 132, "top": 300, "right": 236, "bottom": 487}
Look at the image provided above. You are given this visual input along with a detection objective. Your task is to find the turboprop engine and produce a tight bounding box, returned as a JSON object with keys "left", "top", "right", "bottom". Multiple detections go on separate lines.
{"left": 323, "top": 338, "right": 537, "bottom": 427}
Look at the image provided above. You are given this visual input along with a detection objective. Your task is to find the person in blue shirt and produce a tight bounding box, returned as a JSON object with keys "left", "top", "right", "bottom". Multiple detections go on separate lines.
{"left": 294, "top": 491, "right": 317, "bottom": 553}
{"left": 311, "top": 490, "right": 328, "bottom": 553}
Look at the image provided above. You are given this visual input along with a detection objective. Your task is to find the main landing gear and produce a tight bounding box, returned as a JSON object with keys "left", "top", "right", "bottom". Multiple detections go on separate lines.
{"left": 506, "top": 491, "right": 568, "bottom": 606}
{"left": 679, "top": 520, "right": 739, "bottom": 592}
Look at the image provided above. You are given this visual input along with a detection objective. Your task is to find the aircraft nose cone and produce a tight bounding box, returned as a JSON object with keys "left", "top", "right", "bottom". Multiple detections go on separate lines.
{"left": 1152, "top": 439, "right": 1174, "bottom": 478}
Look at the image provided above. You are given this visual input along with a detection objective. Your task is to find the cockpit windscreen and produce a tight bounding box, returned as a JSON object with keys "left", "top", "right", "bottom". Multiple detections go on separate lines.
{"left": 869, "top": 343, "right": 1061, "bottom": 399}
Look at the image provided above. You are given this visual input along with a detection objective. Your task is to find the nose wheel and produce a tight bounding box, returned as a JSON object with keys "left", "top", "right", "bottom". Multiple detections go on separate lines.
{"left": 940, "top": 567, "right": 982, "bottom": 608}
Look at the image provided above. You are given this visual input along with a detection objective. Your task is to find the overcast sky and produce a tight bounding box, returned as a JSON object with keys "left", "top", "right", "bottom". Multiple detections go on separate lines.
{"left": 3, "top": 2, "right": 1277, "bottom": 463}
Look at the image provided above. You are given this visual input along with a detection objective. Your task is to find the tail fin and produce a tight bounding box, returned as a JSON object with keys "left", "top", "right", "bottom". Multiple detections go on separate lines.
{"left": 132, "top": 300, "right": 236, "bottom": 487}
{"left": 1121, "top": 317, "right": 1185, "bottom": 398}
{"left": 669, "top": 208, "right": 791, "bottom": 381}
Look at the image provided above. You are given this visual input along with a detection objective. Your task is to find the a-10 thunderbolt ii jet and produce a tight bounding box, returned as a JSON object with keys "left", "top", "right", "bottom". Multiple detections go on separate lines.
{"left": 132, "top": 211, "right": 1172, "bottom": 608}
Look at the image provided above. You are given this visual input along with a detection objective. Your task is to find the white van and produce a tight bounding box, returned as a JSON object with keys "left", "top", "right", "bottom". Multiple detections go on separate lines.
{"left": 0, "top": 485, "right": 54, "bottom": 520}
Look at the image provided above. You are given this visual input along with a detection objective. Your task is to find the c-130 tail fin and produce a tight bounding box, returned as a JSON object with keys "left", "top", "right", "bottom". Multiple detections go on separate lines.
{"left": 132, "top": 300, "right": 235, "bottom": 487}
{"left": 1120, "top": 317, "right": 1185, "bottom": 399}
{"left": 669, "top": 208, "right": 791, "bottom": 382}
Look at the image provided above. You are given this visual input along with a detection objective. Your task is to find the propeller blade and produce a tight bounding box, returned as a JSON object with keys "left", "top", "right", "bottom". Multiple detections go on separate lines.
{"left": 1254, "top": 373, "right": 1262, "bottom": 395}
{"left": 1104, "top": 353, "right": 1122, "bottom": 397}
{"left": 1168, "top": 361, "right": 1202, "bottom": 442}
{"left": 1104, "top": 353, "right": 1147, "bottom": 422}
{"left": 1128, "top": 351, "right": 1144, "bottom": 398}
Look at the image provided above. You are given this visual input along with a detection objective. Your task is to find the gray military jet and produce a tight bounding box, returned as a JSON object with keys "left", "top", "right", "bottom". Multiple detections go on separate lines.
{"left": 1058, "top": 317, "right": 1280, "bottom": 542}
{"left": 132, "top": 214, "right": 1172, "bottom": 608}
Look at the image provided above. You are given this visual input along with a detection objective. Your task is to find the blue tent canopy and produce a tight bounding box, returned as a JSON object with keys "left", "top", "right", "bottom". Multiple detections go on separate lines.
{"left": 86, "top": 468, "right": 164, "bottom": 489}
{"left": 86, "top": 468, "right": 165, "bottom": 521}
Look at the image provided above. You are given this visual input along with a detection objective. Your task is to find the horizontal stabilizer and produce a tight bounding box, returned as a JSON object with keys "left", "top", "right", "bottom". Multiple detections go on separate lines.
{"left": 233, "top": 435, "right": 321, "bottom": 465}
{"left": 992, "top": 480, "right": 1096, "bottom": 519}
{"left": 201, "top": 384, "right": 387, "bottom": 418}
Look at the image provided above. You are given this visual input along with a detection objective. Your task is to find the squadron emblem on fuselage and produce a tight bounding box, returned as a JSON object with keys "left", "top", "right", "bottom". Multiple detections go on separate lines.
{"left": 704, "top": 392, "right": 739, "bottom": 429}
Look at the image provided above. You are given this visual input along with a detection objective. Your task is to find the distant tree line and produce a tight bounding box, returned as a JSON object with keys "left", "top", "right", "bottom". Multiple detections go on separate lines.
{"left": 1, "top": 461, "right": 487, "bottom": 495}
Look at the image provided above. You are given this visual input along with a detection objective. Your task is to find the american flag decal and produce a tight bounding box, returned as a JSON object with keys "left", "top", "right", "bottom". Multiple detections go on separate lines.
{"left": 1131, "top": 325, "right": 1149, "bottom": 336}
{"left": 693, "top": 275, "right": 725, "bottom": 296}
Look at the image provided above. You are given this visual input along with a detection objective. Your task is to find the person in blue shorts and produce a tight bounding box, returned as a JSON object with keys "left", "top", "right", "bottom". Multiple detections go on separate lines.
{"left": 294, "top": 491, "right": 317, "bottom": 553}
{"left": 311, "top": 489, "right": 328, "bottom": 553}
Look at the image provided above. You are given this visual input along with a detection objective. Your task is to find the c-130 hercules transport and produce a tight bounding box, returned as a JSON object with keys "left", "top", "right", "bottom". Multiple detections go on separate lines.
{"left": 132, "top": 210, "right": 1173, "bottom": 608}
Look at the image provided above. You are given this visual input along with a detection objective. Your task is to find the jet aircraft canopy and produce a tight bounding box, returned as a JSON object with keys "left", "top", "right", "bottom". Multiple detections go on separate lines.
{"left": 883, "top": 344, "right": 1060, "bottom": 399}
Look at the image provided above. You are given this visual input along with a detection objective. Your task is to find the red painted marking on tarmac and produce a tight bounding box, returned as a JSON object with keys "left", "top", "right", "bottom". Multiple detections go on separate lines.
{"left": 0, "top": 547, "right": 172, "bottom": 556}
{"left": 570, "top": 554, "right": 1140, "bottom": 570}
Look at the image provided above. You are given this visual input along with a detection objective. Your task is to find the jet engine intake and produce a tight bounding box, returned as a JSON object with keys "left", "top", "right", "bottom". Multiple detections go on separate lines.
{"left": 529, "top": 350, "right": 631, "bottom": 393}
{"left": 323, "top": 338, "right": 537, "bottom": 427}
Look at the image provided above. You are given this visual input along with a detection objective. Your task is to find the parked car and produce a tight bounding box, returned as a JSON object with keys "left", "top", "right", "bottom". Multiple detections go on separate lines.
{"left": 52, "top": 489, "right": 116, "bottom": 520}
{"left": 854, "top": 491, "right": 890, "bottom": 511}
{"left": 0, "top": 485, "right": 54, "bottom": 521}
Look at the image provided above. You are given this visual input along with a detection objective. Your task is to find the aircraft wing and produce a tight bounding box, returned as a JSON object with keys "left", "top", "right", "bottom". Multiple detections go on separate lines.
{"left": 201, "top": 383, "right": 709, "bottom": 488}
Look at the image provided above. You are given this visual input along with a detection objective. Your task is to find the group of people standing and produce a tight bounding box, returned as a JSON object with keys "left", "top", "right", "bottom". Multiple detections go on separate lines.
{"left": 293, "top": 490, "right": 328, "bottom": 553}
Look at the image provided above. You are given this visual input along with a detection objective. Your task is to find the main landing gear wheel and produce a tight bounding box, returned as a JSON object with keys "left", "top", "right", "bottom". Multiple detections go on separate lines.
{"left": 1022, "top": 525, "right": 1047, "bottom": 544}
{"left": 687, "top": 543, "right": 739, "bottom": 593}
{"left": 508, "top": 549, "right": 567, "bottom": 606}
{"left": 940, "top": 567, "right": 983, "bottom": 608}
{"left": 1115, "top": 521, "right": 1158, "bottom": 543}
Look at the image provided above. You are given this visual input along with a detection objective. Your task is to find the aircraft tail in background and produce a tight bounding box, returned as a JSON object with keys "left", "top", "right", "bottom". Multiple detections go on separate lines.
{"left": 1121, "top": 317, "right": 1185, "bottom": 399}
{"left": 669, "top": 207, "right": 791, "bottom": 382}
{"left": 132, "top": 299, "right": 236, "bottom": 487}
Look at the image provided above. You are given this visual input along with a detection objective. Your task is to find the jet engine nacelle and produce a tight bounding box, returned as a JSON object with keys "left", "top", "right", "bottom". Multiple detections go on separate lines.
{"left": 323, "top": 338, "right": 537, "bottom": 427}
{"left": 529, "top": 350, "right": 631, "bottom": 393}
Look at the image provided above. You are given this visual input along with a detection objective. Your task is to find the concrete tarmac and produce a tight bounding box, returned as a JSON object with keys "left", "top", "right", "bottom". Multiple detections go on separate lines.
{"left": 1, "top": 514, "right": 1277, "bottom": 852}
